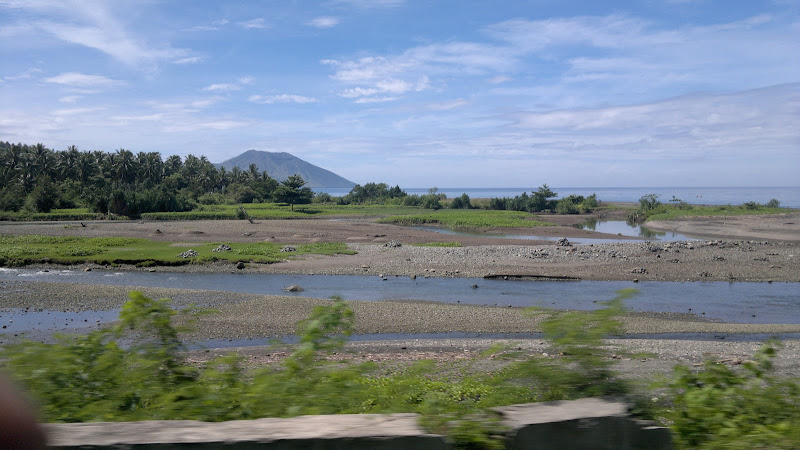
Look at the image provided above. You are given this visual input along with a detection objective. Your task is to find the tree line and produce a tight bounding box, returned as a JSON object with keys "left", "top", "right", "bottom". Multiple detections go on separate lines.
{"left": 1, "top": 141, "right": 599, "bottom": 218}
{"left": 0, "top": 142, "right": 312, "bottom": 217}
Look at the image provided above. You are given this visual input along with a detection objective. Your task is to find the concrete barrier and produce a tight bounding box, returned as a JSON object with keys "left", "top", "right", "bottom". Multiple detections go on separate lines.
{"left": 43, "top": 398, "right": 672, "bottom": 449}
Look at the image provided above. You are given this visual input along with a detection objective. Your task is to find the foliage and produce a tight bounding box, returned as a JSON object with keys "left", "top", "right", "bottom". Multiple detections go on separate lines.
{"left": 554, "top": 194, "right": 598, "bottom": 214}
{"left": 337, "top": 182, "right": 407, "bottom": 205}
{"left": 378, "top": 209, "right": 554, "bottom": 229}
{"left": 450, "top": 193, "right": 473, "bottom": 209}
{"left": 487, "top": 184, "right": 577, "bottom": 213}
{"left": 274, "top": 174, "right": 313, "bottom": 211}
{"left": 627, "top": 196, "right": 790, "bottom": 223}
{"left": 0, "top": 142, "right": 281, "bottom": 218}
{"left": 4, "top": 289, "right": 797, "bottom": 447}
{"left": 0, "top": 235, "right": 354, "bottom": 267}
{"left": 658, "top": 341, "right": 800, "bottom": 449}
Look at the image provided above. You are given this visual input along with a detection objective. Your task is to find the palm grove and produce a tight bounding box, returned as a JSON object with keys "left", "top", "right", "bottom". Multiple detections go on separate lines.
{"left": 0, "top": 142, "right": 315, "bottom": 217}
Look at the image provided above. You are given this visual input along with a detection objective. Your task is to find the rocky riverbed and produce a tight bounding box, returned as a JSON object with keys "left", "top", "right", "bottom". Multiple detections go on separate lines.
{"left": 1, "top": 213, "right": 799, "bottom": 378}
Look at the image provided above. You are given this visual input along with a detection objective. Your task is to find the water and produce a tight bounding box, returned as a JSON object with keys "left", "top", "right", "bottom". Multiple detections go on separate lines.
{"left": 315, "top": 186, "right": 800, "bottom": 209}
{"left": 413, "top": 220, "right": 698, "bottom": 243}
{"left": 1, "top": 269, "right": 797, "bottom": 325}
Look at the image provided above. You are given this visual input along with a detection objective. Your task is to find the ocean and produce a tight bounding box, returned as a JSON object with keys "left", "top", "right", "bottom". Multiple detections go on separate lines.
{"left": 315, "top": 186, "right": 800, "bottom": 209}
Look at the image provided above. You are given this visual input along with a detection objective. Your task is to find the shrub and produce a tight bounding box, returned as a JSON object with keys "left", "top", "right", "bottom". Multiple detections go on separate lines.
{"left": 766, "top": 198, "right": 781, "bottom": 208}
{"left": 660, "top": 341, "right": 800, "bottom": 448}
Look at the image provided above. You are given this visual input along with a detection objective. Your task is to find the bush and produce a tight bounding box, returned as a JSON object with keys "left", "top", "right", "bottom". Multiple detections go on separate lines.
{"left": 450, "top": 193, "right": 472, "bottom": 209}
{"left": 766, "top": 198, "right": 781, "bottom": 208}
{"left": 660, "top": 341, "right": 800, "bottom": 448}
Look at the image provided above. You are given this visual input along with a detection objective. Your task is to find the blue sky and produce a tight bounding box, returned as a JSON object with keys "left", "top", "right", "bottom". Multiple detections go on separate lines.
{"left": 1, "top": 0, "right": 798, "bottom": 187}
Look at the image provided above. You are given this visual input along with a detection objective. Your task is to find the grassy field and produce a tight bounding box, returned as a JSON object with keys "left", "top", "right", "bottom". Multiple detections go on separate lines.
{"left": 141, "top": 203, "right": 424, "bottom": 220}
{"left": 0, "top": 235, "right": 355, "bottom": 267}
{"left": 644, "top": 203, "right": 789, "bottom": 221}
{"left": 377, "top": 209, "right": 554, "bottom": 229}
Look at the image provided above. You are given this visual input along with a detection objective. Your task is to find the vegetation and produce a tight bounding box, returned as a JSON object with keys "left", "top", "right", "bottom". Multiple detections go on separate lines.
{"left": 378, "top": 209, "right": 553, "bottom": 229}
{"left": 0, "top": 235, "right": 354, "bottom": 267}
{"left": 274, "top": 174, "right": 313, "bottom": 211}
{"left": 658, "top": 341, "right": 800, "bottom": 449}
{"left": 628, "top": 194, "right": 788, "bottom": 223}
{"left": 2, "top": 290, "right": 797, "bottom": 447}
{"left": 0, "top": 142, "right": 289, "bottom": 218}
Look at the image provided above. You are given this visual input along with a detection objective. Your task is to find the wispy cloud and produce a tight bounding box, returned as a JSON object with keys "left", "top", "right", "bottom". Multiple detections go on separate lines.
{"left": 44, "top": 72, "right": 120, "bottom": 88}
{"left": 248, "top": 94, "right": 317, "bottom": 104}
{"left": 238, "top": 18, "right": 267, "bottom": 29}
{"left": 2, "top": 1, "right": 187, "bottom": 69}
{"left": 202, "top": 83, "right": 241, "bottom": 92}
{"left": 307, "top": 16, "right": 340, "bottom": 28}
{"left": 3, "top": 67, "right": 43, "bottom": 81}
{"left": 174, "top": 56, "right": 204, "bottom": 64}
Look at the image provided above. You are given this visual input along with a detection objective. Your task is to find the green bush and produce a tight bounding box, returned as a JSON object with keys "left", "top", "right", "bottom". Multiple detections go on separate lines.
{"left": 659, "top": 341, "right": 800, "bottom": 448}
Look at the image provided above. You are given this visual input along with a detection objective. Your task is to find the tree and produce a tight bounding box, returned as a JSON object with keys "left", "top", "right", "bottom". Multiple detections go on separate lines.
{"left": 275, "top": 174, "right": 313, "bottom": 211}
{"left": 26, "top": 175, "right": 58, "bottom": 213}
{"left": 531, "top": 184, "right": 558, "bottom": 212}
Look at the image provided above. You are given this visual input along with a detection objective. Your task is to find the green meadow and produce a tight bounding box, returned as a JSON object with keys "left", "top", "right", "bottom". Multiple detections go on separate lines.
{"left": 0, "top": 235, "right": 355, "bottom": 267}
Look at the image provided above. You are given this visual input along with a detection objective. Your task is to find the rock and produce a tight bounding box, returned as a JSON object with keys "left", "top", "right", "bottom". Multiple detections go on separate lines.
{"left": 235, "top": 262, "right": 246, "bottom": 270}
{"left": 383, "top": 240, "right": 402, "bottom": 248}
{"left": 177, "top": 250, "right": 198, "bottom": 258}
{"left": 280, "top": 246, "right": 297, "bottom": 252}
{"left": 631, "top": 267, "right": 647, "bottom": 274}
{"left": 284, "top": 285, "right": 304, "bottom": 292}
{"left": 212, "top": 244, "right": 232, "bottom": 253}
{"left": 471, "top": 284, "right": 479, "bottom": 289}
{"left": 83, "top": 266, "right": 92, "bottom": 272}
{"left": 556, "top": 238, "right": 571, "bottom": 246}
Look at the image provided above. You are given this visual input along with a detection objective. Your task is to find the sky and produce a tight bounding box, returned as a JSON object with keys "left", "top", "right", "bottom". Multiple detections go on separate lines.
{"left": 1, "top": 0, "right": 798, "bottom": 188}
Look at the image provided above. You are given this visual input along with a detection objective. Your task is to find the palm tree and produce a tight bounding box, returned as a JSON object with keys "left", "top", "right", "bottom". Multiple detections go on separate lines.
{"left": 113, "top": 148, "right": 135, "bottom": 186}
{"left": 164, "top": 155, "right": 182, "bottom": 177}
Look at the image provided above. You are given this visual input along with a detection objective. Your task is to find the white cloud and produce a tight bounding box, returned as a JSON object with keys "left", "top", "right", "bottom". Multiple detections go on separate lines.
{"left": 174, "top": 56, "right": 204, "bottom": 64}
{"left": 238, "top": 76, "right": 255, "bottom": 85}
{"left": 488, "top": 75, "right": 511, "bottom": 84}
{"left": 427, "top": 99, "right": 469, "bottom": 111}
{"left": 44, "top": 72, "right": 120, "bottom": 88}
{"left": 238, "top": 18, "right": 267, "bottom": 29}
{"left": 4, "top": 67, "right": 43, "bottom": 81}
{"left": 2, "top": 1, "right": 187, "bottom": 69}
{"left": 307, "top": 16, "right": 340, "bottom": 28}
{"left": 59, "top": 95, "right": 81, "bottom": 103}
{"left": 202, "top": 83, "right": 241, "bottom": 92}
{"left": 248, "top": 94, "right": 317, "bottom": 104}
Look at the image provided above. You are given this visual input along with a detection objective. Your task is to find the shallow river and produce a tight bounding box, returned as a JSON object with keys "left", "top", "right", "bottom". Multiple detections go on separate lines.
{"left": 1, "top": 268, "right": 797, "bottom": 327}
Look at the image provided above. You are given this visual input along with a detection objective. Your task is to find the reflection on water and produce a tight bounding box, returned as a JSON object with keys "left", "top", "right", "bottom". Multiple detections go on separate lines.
{"left": 575, "top": 220, "right": 694, "bottom": 241}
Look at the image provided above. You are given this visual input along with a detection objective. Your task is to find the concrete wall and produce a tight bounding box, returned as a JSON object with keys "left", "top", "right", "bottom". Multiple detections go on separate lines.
{"left": 43, "top": 398, "right": 672, "bottom": 449}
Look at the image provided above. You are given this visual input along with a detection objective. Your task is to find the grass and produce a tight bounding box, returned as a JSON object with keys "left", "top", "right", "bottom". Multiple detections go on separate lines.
{"left": 141, "top": 203, "right": 424, "bottom": 220}
{"left": 378, "top": 209, "right": 554, "bottom": 229}
{"left": 644, "top": 204, "right": 791, "bottom": 221}
{"left": 0, "top": 235, "right": 355, "bottom": 267}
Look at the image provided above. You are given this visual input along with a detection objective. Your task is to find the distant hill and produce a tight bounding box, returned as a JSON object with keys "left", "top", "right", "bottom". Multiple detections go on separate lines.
{"left": 215, "top": 150, "right": 355, "bottom": 188}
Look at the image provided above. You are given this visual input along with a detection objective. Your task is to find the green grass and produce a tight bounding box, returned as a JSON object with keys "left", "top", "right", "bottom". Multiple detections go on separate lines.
{"left": 644, "top": 204, "right": 791, "bottom": 221}
{"left": 0, "top": 235, "right": 355, "bottom": 267}
{"left": 141, "top": 203, "right": 423, "bottom": 220}
{"left": 378, "top": 209, "right": 554, "bottom": 229}
{"left": 0, "top": 208, "right": 105, "bottom": 221}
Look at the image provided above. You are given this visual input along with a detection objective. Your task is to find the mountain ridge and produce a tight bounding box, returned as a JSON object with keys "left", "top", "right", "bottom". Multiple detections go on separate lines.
{"left": 215, "top": 150, "right": 355, "bottom": 188}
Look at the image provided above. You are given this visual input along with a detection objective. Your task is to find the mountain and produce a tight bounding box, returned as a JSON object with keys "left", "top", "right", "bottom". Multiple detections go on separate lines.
{"left": 215, "top": 150, "right": 356, "bottom": 188}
